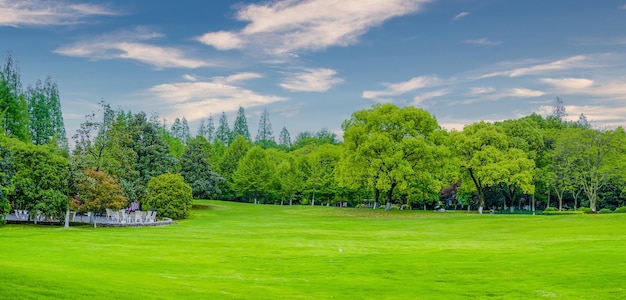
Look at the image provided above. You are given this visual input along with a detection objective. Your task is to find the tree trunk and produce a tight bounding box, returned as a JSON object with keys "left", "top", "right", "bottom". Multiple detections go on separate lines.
{"left": 64, "top": 210, "right": 70, "bottom": 228}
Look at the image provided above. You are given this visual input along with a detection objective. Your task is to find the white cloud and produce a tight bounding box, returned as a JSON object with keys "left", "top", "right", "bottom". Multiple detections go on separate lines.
{"left": 183, "top": 74, "right": 198, "bottom": 81}
{"left": 0, "top": 0, "right": 118, "bottom": 27}
{"left": 55, "top": 28, "right": 210, "bottom": 69}
{"left": 620, "top": 4, "right": 626, "bottom": 10}
{"left": 479, "top": 55, "right": 589, "bottom": 78}
{"left": 362, "top": 75, "right": 442, "bottom": 99}
{"left": 452, "top": 11, "right": 469, "bottom": 22}
{"left": 280, "top": 68, "right": 343, "bottom": 92}
{"left": 463, "top": 38, "right": 502, "bottom": 46}
{"left": 468, "top": 86, "right": 496, "bottom": 95}
{"left": 197, "top": 0, "right": 430, "bottom": 56}
{"left": 147, "top": 74, "right": 286, "bottom": 121}
{"left": 540, "top": 77, "right": 594, "bottom": 90}
{"left": 538, "top": 104, "right": 626, "bottom": 126}
{"left": 413, "top": 89, "right": 448, "bottom": 105}
{"left": 503, "top": 88, "right": 545, "bottom": 97}
{"left": 196, "top": 31, "right": 244, "bottom": 50}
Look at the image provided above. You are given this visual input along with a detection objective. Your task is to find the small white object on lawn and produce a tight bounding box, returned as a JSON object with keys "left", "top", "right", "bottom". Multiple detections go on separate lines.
{"left": 339, "top": 248, "right": 343, "bottom": 253}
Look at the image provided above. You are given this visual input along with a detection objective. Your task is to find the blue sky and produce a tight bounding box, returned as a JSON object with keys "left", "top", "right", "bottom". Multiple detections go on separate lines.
{"left": 2, "top": 0, "right": 626, "bottom": 141}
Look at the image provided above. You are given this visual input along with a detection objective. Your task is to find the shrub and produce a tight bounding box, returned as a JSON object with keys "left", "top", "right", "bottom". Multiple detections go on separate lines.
{"left": 614, "top": 206, "right": 626, "bottom": 213}
{"left": 390, "top": 204, "right": 400, "bottom": 210}
{"left": 542, "top": 210, "right": 584, "bottom": 215}
{"left": 355, "top": 204, "right": 367, "bottom": 209}
{"left": 145, "top": 173, "right": 193, "bottom": 220}
{"left": 598, "top": 208, "right": 613, "bottom": 214}
{"left": 578, "top": 207, "right": 592, "bottom": 214}
{"left": 543, "top": 207, "right": 557, "bottom": 212}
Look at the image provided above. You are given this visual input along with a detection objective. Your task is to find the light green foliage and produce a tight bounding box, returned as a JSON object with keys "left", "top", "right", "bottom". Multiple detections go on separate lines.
{"left": 338, "top": 103, "right": 451, "bottom": 205}
{"left": 454, "top": 121, "right": 534, "bottom": 210}
{"left": 554, "top": 126, "right": 626, "bottom": 211}
{"left": 218, "top": 135, "right": 251, "bottom": 199}
{"left": 145, "top": 173, "right": 193, "bottom": 219}
{"left": 179, "top": 137, "right": 224, "bottom": 199}
{"left": 232, "top": 106, "right": 251, "bottom": 141}
{"left": 276, "top": 154, "right": 304, "bottom": 205}
{"left": 232, "top": 146, "right": 275, "bottom": 202}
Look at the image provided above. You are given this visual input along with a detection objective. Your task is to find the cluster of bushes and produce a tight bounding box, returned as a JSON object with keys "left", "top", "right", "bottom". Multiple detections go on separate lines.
{"left": 542, "top": 206, "right": 626, "bottom": 215}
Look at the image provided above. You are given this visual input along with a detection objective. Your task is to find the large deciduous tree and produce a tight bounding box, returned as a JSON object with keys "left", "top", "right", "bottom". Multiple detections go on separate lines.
{"left": 73, "top": 169, "right": 128, "bottom": 213}
{"left": 232, "top": 146, "right": 275, "bottom": 203}
{"left": 338, "top": 104, "right": 451, "bottom": 208}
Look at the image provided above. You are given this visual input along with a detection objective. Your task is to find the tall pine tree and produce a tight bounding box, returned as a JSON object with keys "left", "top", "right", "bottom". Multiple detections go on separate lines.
{"left": 0, "top": 54, "right": 29, "bottom": 142}
{"left": 206, "top": 115, "right": 215, "bottom": 142}
{"left": 256, "top": 108, "right": 274, "bottom": 143}
{"left": 232, "top": 106, "right": 251, "bottom": 141}
{"left": 215, "top": 112, "right": 231, "bottom": 145}
{"left": 278, "top": 126, "right": 291, "bottom": 149}
{"left": 27, "top": 77, "right": 67, "bottom": 149}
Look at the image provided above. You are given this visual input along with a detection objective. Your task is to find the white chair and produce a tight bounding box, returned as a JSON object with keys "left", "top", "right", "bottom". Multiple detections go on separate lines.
{"left": 117, "top": 210, "right": 127, "bottom": 223}
{"left": 146, "top": 211, "right": 156, "bottom": 223}
{"left": 105, "top": 209, "right": 113, "bottom": 221}
{"left": 134, "top": 211, "right": 144, "bottom": 223}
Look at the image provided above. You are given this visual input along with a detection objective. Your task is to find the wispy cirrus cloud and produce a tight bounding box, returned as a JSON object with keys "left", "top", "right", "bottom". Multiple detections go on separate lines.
{"left": 196, "top": 0, "right": 431, "bottom": 56}
{"left": 0, "top": 0, "right": 118, "bottom": 27}
{"left": 463, "top": 38, "right": 501, "bottom": 46}
{"left": 362, "top": 75, "right": 443, "bottom": 100}
{"left": 478, "top": 55, "right": 591, "bottom": 78}
{"left": 55, "top": 28, "right": 210, "bottom": 69}
{"left": 452, "top": 11, "right": 469, "bottom": 22}
{"left": 413, "top": 89, "right": 449, "bottom": 105}
{"left": 280, "top": 68, "right": 343, "bottom": 92}
{"left": 620, "top": 4, "right": 626, "bottom": 10}
{"left": 148, "top": 73, "right": 286, "bottom": 121}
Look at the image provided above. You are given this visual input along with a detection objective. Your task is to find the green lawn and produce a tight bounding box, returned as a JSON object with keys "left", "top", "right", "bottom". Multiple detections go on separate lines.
{"left": 1, "top": 201, "right": 625, "bottom": 299}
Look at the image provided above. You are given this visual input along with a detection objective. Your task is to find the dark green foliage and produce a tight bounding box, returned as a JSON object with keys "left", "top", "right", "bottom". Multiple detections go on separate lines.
{"left": 4, "top": 137, "right": 69, "bottom": 218}
{"left": 27, "top": 77, "right": 67, "bottom": 149}
{"left": 0, "top": 142, "right": 15, "bottom": 222}
{"left": 232, "top": 106, "right": 251, "bottom": 141}
{"left": 180, "top": 137, "right": 224, "bottom": 199}
{"left": 0, "top": 54, "right": 29, "bottom": 142}
{"left": 542, "top": 210, "right": 583, "bottom": 215}
{"left": 578, "top": 207, "right": 592, "bottom": 214}
{"left": 128, "top": 112, "right": 177, "bottom": 201}
{"left": 598, "top": 208, "right": 612, "bottom": 214}
{"left": 613, "top": 206, "right": 626, "bottom": 213}
{"left": 145, "top": 173, "right": 193, "bottom": 220}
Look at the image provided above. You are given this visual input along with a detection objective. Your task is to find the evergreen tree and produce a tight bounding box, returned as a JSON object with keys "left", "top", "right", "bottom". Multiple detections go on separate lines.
{"left": 197, "top": 118, "right": 207, "bottom": 138}
{"left": 0, "top": 54, "right": 29, "bottom": 142}
{"left": 552, "top": 96, "right": 567, "bottom": 120}
{"left": 181, "top": 117, "right": 191, "bottom": 144}
{"left": 255, "top": 108, "right": 274, "bottom": 147}
{"left": 206, "top": 115, "right": 215, "bottom": 142}
{"left": 170, "top": 117, "right": 183, "bottom": 140}
{"left": 215, "top": 112, "right": 231, "bottom": 145}
{"left": 27, "top": 77, "right": 67, "bottom": 149}
{"left": 278, "top": 126, "right": 291, "bottom": 149}
{"left": 179, "top": 137, "right": 224, "bottom": 199}
{"left": 232, "top": 106, "right": 251, "bottom": 141}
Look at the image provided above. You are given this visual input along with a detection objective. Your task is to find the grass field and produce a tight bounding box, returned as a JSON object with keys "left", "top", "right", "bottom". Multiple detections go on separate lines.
{"left": 1, "top": 201, "right": 625, "bottom": 299}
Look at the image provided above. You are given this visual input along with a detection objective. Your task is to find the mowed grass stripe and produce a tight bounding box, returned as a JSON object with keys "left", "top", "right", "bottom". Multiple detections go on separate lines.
{"left": 1, "top": 201, "right": 625, "bottom": 299}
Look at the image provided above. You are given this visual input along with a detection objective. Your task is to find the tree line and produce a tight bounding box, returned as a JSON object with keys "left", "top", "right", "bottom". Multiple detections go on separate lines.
{"left": 3, "top": 55, "right": 626, "bottom": 224}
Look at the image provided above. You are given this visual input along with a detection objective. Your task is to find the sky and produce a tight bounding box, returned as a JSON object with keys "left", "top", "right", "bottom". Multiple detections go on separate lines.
{"left": 2, "top": 0, "right": 626, "bottom": 142}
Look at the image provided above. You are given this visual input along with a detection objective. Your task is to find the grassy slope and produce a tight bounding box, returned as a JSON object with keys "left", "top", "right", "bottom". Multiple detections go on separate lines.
{"left": 1, "top": 201, "right": 625, "bottom": 299}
